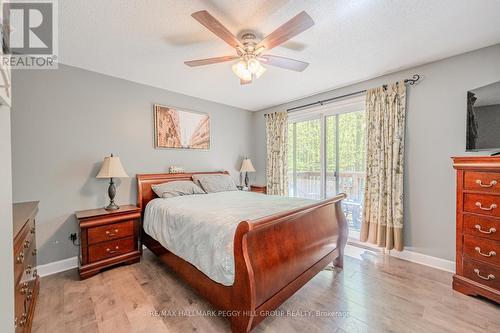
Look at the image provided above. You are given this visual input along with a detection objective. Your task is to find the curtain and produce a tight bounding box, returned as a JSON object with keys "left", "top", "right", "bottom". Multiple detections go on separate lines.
{"left": 265, "top": 112, "right": 288, "bottom": 196}
{"left": 360, "top": 82, "right": 406, "bottom": 251}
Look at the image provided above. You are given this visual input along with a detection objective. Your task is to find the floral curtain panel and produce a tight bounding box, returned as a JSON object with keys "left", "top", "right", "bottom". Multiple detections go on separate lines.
{"left": 265, "top": 112, "right": 288, "bottom": 196}
{"left": 360, "top": 82, "right": 406, "bottom": 251}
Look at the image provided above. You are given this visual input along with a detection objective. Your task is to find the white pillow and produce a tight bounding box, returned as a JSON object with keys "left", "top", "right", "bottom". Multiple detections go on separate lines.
{"left": 192, "top": 174, "right": 238, "bottom": 193}
{"left": 151, "top": 180, "right": 206, "bottom": 198}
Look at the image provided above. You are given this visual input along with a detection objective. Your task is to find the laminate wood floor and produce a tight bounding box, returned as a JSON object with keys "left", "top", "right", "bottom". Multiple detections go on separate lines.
{"left": 32, "top": 246, "right": 500, "bottom": 333}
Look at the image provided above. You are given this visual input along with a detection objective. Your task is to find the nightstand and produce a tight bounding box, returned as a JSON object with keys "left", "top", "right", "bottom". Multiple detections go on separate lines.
{"left": 250, "top": 185, "right": 267, "bottom": 194}
{"left": 76, "top": 205, "right": 141, "bottom": 279}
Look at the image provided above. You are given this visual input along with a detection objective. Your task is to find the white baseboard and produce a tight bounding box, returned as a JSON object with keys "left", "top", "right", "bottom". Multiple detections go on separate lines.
{"left": 37, "top": 247, "right": 455, "bottom": 278}
{"left": 347, "top": 240, "right": 455, "bottom": 273}
{"left": 388, "top": 249, "right": 455, "bottom": 273}
{"left": 37, "top": 256, "right": 78, "bottom": 277}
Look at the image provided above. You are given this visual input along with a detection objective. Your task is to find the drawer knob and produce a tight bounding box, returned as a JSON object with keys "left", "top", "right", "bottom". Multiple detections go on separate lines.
{"left": 476, "top": 179, "right": 498, "bottom": 188}
{"left": 106, "top": 246, "right": 120, "bottom": 254}
{"left": 475, "top": 225, "right": 496, "bottom": 234}
{"left": 16, "top": 252, "right": 24, "bottom": 264}
{"left": 474, "top": 247, "right": 496, "bottom": 257}
{"left": 105, "top": 229, "right": 119, "bottom": 237}
{"left": 24, "top": 240, "right": 31, "bottom": 248}
{"left": 473, "top": 268, "right": 495, "bottom": 281}
{"left": 475, "top": 202, "right": 497, "bottom": 211}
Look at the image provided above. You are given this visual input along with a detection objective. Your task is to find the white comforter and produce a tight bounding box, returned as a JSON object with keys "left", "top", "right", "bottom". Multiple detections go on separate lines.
{"left": 143, "top": 191, "right": 314, "bottom": 286}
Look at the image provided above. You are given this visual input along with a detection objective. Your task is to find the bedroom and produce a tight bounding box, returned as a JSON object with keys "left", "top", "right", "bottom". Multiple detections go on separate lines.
{"left": 1, "top": 0, "right": 500, "bottom": 332}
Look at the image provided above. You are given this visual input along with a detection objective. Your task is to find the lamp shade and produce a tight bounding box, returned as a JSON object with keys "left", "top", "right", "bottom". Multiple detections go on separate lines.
{"left": 96, "top": 155, "right": 129, "bottom": 178}
{"left": 240, "top": 158, "right": 256, "bottom": 173}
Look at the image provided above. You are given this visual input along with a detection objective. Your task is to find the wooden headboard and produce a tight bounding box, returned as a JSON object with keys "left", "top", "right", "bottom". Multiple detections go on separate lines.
{"left": 136, "top": 171, "right": 229, "bottom": 212}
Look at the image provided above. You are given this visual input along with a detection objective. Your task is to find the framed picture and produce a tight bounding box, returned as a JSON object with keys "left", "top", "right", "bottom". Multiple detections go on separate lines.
{"left": 153, "top": 104, "right": 210, "bottom": 150}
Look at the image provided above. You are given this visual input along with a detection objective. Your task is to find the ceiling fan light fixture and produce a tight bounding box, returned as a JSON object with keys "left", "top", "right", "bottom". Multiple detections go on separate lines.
{"left": 247, "top": 58, "right": 260, "bottom": 74}
{"left": 232, "top": 60, "right": 252, "bottom": 81}
{"left": 254, "top": 65, "right": 266, "bottom": 78}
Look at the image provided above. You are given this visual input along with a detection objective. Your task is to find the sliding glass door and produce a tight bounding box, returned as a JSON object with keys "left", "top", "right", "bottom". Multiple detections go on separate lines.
{"left": 288, "top": 96, "right": 366, "bottom": 234}
{"left": 288, "top": 119, "right": 321, "bottom": 199}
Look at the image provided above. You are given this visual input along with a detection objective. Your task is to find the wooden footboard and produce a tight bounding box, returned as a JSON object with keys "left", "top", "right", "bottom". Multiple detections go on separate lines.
{"left": 230, "top": 194, "right": 348, "bottom": 332}
{"left": 137, "top": 172, "right": 348, "bottom": 333}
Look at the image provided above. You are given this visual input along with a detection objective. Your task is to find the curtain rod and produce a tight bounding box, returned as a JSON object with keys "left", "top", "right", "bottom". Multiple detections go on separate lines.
{"left": 286, "top": 74, "right": 420, "bottom": 113}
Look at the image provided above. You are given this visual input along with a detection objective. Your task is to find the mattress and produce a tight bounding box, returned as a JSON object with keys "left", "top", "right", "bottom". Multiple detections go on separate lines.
{"left": 143, "top": 190, "right": 314, "bottom": 286}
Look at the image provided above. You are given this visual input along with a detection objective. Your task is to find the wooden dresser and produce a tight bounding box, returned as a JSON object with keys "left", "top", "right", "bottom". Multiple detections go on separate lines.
{"left": 13, "top": 201, "right": 39, "bottom": 332}
{"left": 453, "top": 156, "right": 500, "bottom": 303}
{"left": 76, "top": 205, "right": 141, "bottom": 279}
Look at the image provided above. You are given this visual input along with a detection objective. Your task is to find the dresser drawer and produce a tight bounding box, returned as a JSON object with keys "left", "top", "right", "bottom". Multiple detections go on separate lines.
{"left": 464, "top": 193, "right": 500, "bottom": 217}
{"left": 465, "top": 171, "right": 500, "bottom": 193}
{"left": 87, "top": 220, "right": 135, "bottom": 245}
{"left": 14, "top": 225, "right": 35, "bottom": 285}
{"left": 463, "top": 234, "right": 500, "bottom": 266}
{"left": 14, "top": 281, "right": 27, "bottom": 332}
{"left": 463, "top": 258, "right": 500, "bottom": 290}
{"left": 464, "top": 214, "right": 500, "bottom": 241}
{"left": 88, "top": 237, "right": 135, "bottom": 263}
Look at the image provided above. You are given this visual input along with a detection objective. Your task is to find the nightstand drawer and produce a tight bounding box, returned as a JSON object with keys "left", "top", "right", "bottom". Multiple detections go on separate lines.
{"left": 88, "top": 237, "right": 135, "bottom": 263}
{"left": 87, "top": 220, "right": 135, "bottom": 245}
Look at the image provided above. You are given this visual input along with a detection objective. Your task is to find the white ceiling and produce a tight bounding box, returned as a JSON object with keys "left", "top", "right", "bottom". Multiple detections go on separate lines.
{"left": 59, "top": 0, "right": 500, "bottom": 111}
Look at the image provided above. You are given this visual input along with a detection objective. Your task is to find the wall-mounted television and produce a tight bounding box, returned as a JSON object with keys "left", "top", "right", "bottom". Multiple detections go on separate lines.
{"left": 466, "top": 81, "right": 500, "bottom": 152}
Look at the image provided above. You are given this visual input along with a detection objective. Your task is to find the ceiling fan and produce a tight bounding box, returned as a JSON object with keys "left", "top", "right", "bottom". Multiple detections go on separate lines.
{"left": 184, "top": 10, "right": 314, "bottom": 85}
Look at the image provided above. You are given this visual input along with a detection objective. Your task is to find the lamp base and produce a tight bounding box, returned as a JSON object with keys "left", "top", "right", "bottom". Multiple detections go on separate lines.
{"left": 105, "top": 202, "right": 120, "bottom": 211}
{"left": 105, "top": 178, "right": 119, "bottom": 211}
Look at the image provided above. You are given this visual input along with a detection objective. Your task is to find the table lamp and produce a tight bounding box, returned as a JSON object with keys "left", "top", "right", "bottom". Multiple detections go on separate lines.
{"left": 96, "top": 154, "right": 129, "bottom": 210}
{"left": 240, "top": 157, "right": 256, "bottom": 188}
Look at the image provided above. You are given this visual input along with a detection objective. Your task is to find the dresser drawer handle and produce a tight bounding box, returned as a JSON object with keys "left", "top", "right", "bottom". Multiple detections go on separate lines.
{"left": 474, "top": 247, "right": 496, "bottom": 257}
{"left": 476, "top": 179, "right": 498, "bottom": 188}
{"left": 475, "top": 202, "right": 497, "bottom": 211}
{"left": 473, "top": 268, "right": 495, "bottom": 280}
{"left": 105, "top": 229, "right": 119, "bottom": 237}
{"left": 106, "top": 246, "right": 119, "bottom": 254}
{"left": 15, "top": 313, "right": 27, "bottom": 327}
{"left": 20, "top": 282, "right": 29, "bottom": 294}
{"left": 475, "top": 225, "right": 496, "bottom": 234}
{"left": 16, "top": 252, "right": 25, "bottom": 263}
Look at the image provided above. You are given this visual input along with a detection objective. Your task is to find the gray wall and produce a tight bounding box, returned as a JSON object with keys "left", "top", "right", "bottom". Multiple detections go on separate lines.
{"left": 11, "top": 64, "right": 254, "bottom": 265}
{"left": 252, "top": 44, "right": 500, "bottom": 261}
{"left": 0, "top": 104, "right": 14, "bottom": 332}
{"left": 475, "top": 104, "right": 500, "bottom": 149}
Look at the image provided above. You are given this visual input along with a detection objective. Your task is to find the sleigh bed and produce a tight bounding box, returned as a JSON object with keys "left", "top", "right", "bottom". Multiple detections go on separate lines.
{"left": 137, "top": 171, "right": 348, "bottom": 333}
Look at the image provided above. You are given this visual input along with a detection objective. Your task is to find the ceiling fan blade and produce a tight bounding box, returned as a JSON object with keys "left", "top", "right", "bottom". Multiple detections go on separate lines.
{"left": 257, "top": 11, "right": 314, "bottom": 51}
{"left": 191, "top": 10, "right": 242, "bottom": 49}
{"left": 240, "top": 78, "right": 252, "bottom": 85}
{"left": 259, "top": 55, "right": 309, "bottom": 72}
{"left": 184, "top": 56, "right": 238, "bottom": 67}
